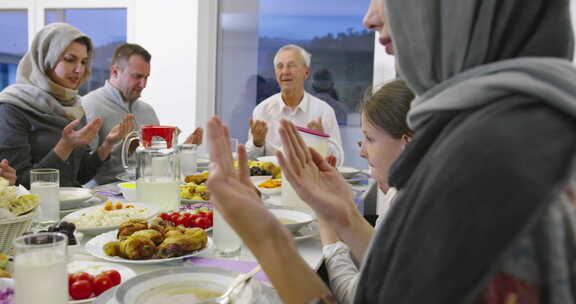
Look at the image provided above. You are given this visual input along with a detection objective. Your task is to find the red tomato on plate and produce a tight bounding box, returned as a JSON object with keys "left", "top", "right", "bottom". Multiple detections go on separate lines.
{"left": 101, "top": 269, "right": 122, "bottom": 286}
{"left": 93, "top": 275, "right": 114, "bottom": 296}
{"left": 69, "top": 280, "right": 93, "bottom": 300}
{"left": 69, "top": 272, "right": 94, "bottom": 286}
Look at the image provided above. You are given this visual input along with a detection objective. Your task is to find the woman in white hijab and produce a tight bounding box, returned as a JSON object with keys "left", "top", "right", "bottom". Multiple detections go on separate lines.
{"left": 0, "top": 23, "right": 133, "bottom": 187}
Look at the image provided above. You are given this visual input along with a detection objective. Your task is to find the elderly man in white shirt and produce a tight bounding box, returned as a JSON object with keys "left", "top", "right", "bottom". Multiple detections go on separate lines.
{"left": 246, "top": 44, "right": 343, "bottom": 161}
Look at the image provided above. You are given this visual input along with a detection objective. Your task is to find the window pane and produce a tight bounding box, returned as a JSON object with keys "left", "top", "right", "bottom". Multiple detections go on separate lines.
{"left": 216, "top": 1, "right": 373, "bottom": 168}
{"left": 0, "top": 10, "right": 27, "bottom": 91}
{"left": 45, "top": 8, "right": 127, "bottom": 95}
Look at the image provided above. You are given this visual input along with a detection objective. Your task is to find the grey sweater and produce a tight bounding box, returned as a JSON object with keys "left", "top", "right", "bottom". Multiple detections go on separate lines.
{"left": 0, "top": 99, "right": 103, "bottom": 188}
{"left": 82, "top": 81, "right": 159, "bottom": 184}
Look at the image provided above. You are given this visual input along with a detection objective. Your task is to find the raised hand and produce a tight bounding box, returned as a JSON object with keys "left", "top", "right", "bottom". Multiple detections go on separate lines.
{"left": 184, "top": 127, "right": 204, "bottom": 145}
{"left": 104, "top": 114, "right": 134, "bottom": 147}
{"left": 205, "top": 117, "right": 280, "bottom": 242}
{"left": 61, "top": 118, "right": 103, "bottom": 149}
{"left": 249, "top": 118, "right": 268, "bottom": 147}
{"left": 277, "top": 120, "right": 355, "bottom": 228}
{"left": 306, "top": 117, "right": 324, "bottom": 133}
{"left": 0, "top": 159, "right": 17, "bottom": 185}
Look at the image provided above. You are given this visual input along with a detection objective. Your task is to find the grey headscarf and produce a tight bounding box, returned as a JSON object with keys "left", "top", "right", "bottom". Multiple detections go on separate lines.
{"left": 0, "top": 23, "right": 92, "bottom": 123}
{"left": 355, "top": 0, "right": 576, "bottom": 303}
{"left": 385, "top": 0, "right": 576, "bottom": 129}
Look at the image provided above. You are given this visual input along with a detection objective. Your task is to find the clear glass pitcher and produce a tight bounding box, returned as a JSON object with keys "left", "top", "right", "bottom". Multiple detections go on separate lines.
{"left": 281, "top": 126, "right": 344, "bottom": 210}
{"left": 121, "top": 125, "right": 180, "bottom": 211}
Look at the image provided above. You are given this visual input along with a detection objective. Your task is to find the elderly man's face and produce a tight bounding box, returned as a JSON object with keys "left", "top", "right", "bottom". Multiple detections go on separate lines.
{"left": 274, "top": 49, "right": 309, "bottom": 92}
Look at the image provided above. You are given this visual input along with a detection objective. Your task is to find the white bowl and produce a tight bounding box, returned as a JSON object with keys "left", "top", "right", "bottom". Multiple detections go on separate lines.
{"left": 268, "top": 206, "right": 315, "bottom": 233}
{"left": 115, "top": 267, "right": 260, "bottom": 304}
{"left": 338, "top": 166, "right": 360, "bottom": 178}
{"left": 117, "top": 182, "right": 137, "bottom": 202}
{"left": 60, "top": 187, "right": 93, "bottom": 210}
{"left": 255, "top": 179, "right": 282, "bottom": 196}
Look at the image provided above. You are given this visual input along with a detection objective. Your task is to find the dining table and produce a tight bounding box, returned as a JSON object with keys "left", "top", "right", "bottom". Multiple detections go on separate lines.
{"left": 1, "top": 166, "right": 374, "bottom": 304}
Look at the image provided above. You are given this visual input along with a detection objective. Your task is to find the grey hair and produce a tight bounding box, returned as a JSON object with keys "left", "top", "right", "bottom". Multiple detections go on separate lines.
{"left": 273, "top": 44, "right": 311, "bottom": 68}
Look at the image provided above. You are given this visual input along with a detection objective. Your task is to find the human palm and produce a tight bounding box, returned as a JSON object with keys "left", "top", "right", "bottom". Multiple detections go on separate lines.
{"left": 104, "top": 114, "right": 134, "bottom": 146}
{"left": 205, "top": 117, "right": 279, "bottom": 240}
{"left": 61, "top": 118, "right": 102, "bottom": 148}
{"left": 277, "top": 120, "right": 356, "bottom": 227}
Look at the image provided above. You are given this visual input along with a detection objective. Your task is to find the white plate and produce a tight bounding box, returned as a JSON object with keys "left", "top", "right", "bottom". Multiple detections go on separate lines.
{"left": 267, "top": 206, "right": 315, "bottom": 233}
{"left": 338, "top": 166, "right": 360, "bottom": 179}
{"left": 62, "top": 202, "right": 159, "bottom": 235}
{"left": 293, "top": 222, "right": 319, "bottom": 242}
{"left": 180, "top": 198, "right": 209, "bottom": 205}
{"left": 68, "top": 261, "right": 136, "bottom": 304}
{"left": 114, "top": 267, "right": 259, "bottom": 304}
{"left": 256, "top": 156, "right": 279, "bottom": 166}
{"left": 60, "top": 195, "right": 106, "bottom": 217}
{"left": 85, "top": 230, "right": 213, "bottom": 264}
{"left": 60, "top": 187, "right": 94, "bottom": 210}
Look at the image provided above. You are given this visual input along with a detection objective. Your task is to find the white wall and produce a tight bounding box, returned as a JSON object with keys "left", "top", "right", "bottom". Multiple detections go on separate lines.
{"left": 132, "top": 0, "right": 204, "bottom": 142}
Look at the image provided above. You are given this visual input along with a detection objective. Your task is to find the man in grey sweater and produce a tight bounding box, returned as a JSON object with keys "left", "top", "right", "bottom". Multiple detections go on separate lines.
{"left": 82, "top": 43, "right": 159, "bottom": 185}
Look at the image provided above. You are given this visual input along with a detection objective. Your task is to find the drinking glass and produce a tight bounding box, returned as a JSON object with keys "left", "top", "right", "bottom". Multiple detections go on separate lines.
{"left": 230, "top": 138, "right": 238, "bottom": 161}
{"left": 13, "top": 232, "right": 68, "bottom": 304}
{"left": 30, "top": 168, "right": 59, "bottom": 226}
{"left": 180, "top": 144, "right": 198, "bottom": 176}
{"left": 213, "top": 209, "right": 242, "bottom": 257}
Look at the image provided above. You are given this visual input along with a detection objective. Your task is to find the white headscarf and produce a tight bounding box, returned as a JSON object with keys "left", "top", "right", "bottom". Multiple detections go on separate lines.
{"left": 12, "top": 23, "right": 93, "bottom": 120}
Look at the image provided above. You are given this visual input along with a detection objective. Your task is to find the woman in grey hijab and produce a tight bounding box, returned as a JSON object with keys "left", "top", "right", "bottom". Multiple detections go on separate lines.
{"left": 0, "top": 23, "right": 133, "bottom": 187}
{"left": 202, "top": 0, "right": 576, "bottom": 303}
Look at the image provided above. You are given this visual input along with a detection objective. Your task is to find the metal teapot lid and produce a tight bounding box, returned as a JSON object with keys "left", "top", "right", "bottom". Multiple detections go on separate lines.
{"left": 141, "top": 125, "right": 177, "bottom": 148}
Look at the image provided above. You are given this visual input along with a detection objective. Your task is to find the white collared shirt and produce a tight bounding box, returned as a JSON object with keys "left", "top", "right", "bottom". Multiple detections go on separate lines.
{"left": 245, "top": 92, "right": 343, "bottom": 160}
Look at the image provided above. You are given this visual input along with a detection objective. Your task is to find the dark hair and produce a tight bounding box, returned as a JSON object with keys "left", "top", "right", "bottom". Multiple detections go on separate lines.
{"left": 73, "top": 36, "right": 93, "bottom": 55}
{"left": 360, "top": 79, "right": 414, "bottom": 139}
{"left": 112, "top": 43, "right": 151, "bottom": 68}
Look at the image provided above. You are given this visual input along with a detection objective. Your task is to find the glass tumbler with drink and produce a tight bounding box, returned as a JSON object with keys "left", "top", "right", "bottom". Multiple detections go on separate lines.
{"left": 30, "top": 168, "right": 59, "bottom": 226}
{"left": 212, "top": 138, "right": 241, "bottom": 257}
{"left": 13, "top": 232, "right": 68, "bottom": 304}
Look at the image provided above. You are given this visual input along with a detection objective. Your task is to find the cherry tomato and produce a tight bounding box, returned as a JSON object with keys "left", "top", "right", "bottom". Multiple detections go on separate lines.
{"left": 92, "top": 275, "right": 114, "bottom": 296}
{"left": 194, "top": 217, "right": 210, "bottom": 229}
{"left": 204, "top": 210, "right": 213, "bottom": 221}
{"left": 69, "top": 280, "right": 93, "bottom": 300}
{"left": 181, "top": 216, "right": 193, "bottom": 228}
{"left": 70, "top": 272, "right": 94, "bottom": 286}
{"left": 101, "top": 270, "right": 121, "bottom": 286}
{"left": 170, "top": 213, "right": 180, "bottom": 224}
{"left": 159, "top": 212, "right": 171, "bottom": 221}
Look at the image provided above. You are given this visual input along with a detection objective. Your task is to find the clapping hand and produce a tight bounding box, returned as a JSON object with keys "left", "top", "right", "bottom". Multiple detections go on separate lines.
{"left": 104, "top": 114, "right": 134, "bottom": 147}
{"left": 61, "top": 118, "right": 103, "bottom": 148}
{"left": 206, "top": 117, "right": 282, "bottom": 243}
{"left": 184, "top": 127, "right": 204, "bottom": 145}
{"left": 0, "top": 159, "right": 16, "bottom": 185}
{"left": 277, "top": 120, "right": 355, "bottom": 228}
{"left": 249, "top": 119, "right": 268, "bottom": 147}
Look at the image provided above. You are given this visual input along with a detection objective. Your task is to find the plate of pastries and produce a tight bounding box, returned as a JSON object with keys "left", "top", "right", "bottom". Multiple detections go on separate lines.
{"left": 84, "top": 218, "right": 212, "bottom": 264}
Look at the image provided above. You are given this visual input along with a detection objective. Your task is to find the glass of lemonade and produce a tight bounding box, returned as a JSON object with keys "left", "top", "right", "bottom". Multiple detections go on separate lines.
{"left": 30, "top": 168, "right": 59, "bottom": 226}
{"left": 213, "top": 209, "right": 241, "bottom": 258}
{"left": 13, "top": 232, "right": 68, "bottom": 304}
